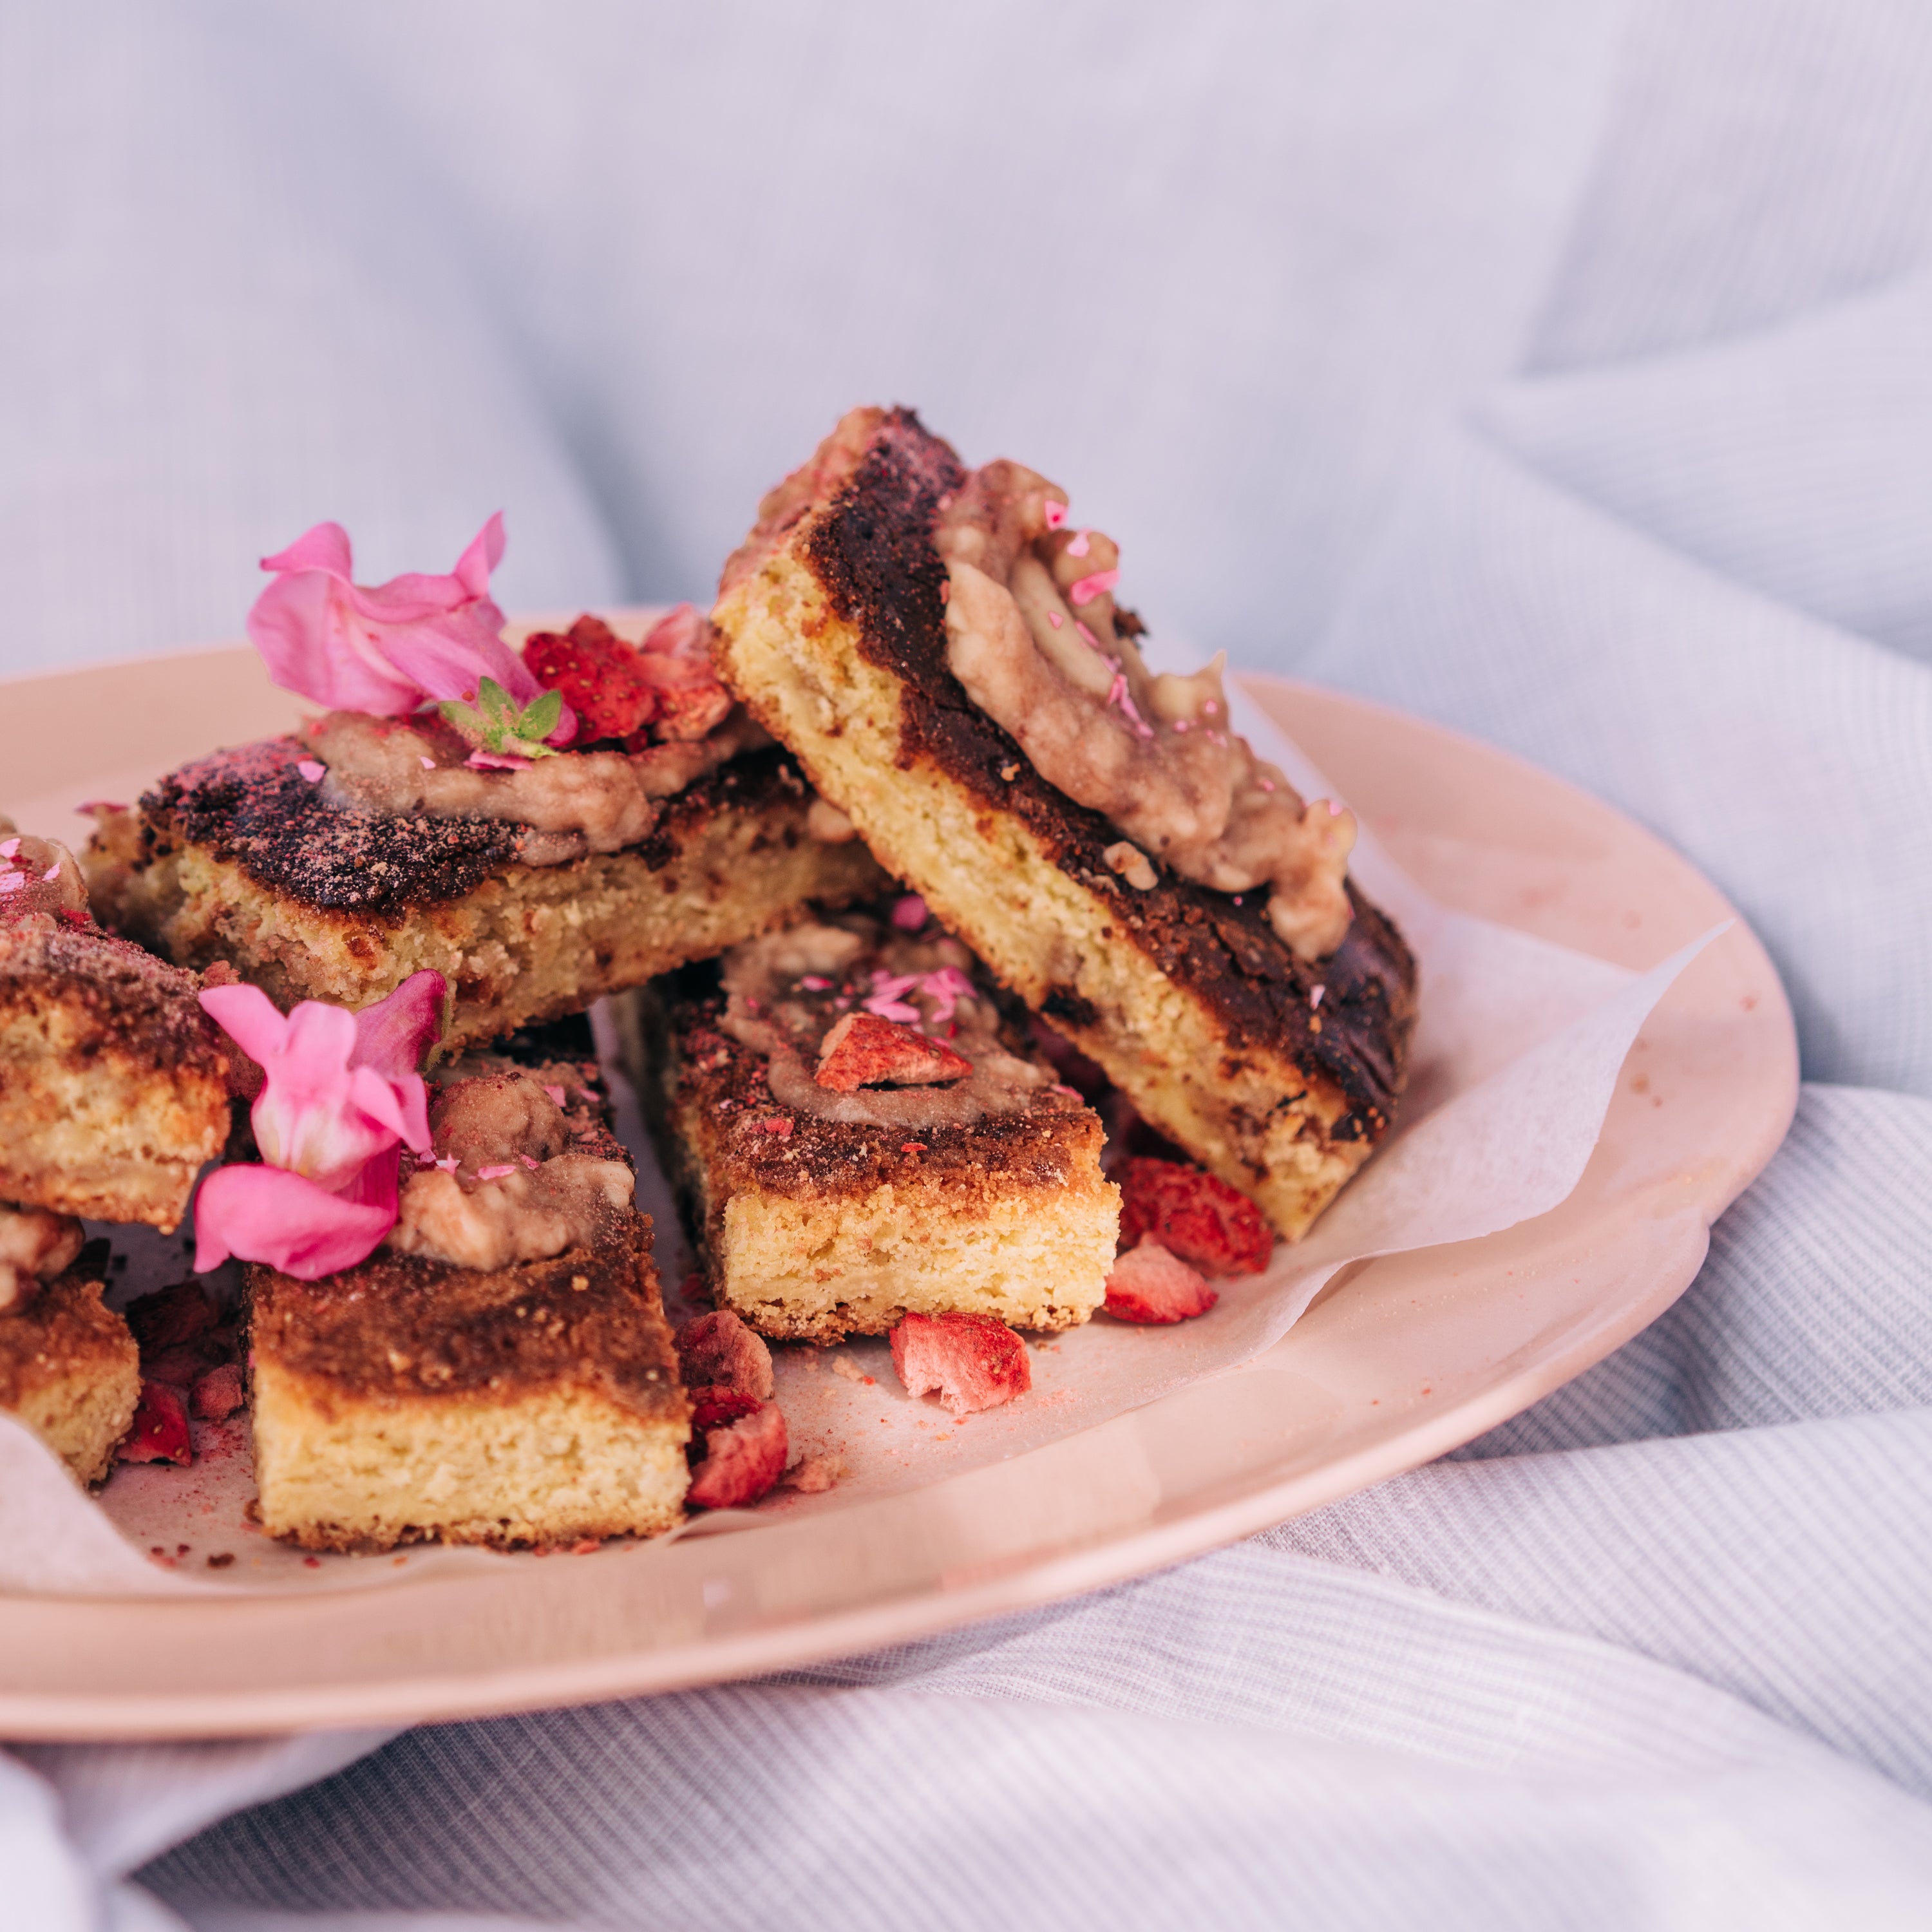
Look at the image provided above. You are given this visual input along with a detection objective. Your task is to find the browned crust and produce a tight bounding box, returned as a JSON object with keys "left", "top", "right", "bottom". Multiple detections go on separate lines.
{"left": 638, "top": 963, "right": 1106, "bottom": 1278}
{"left": 779, "top": 409, "right": 1416, "bottom": 1141}
{"left": 0, "top": 1241, "right": 133, "bottom": 1413}
{"left": 247, "top": 1216, "right": 683, "bottom": 1425}
{"left": 0, "top": 912, "right": 234, "bottom": 1079}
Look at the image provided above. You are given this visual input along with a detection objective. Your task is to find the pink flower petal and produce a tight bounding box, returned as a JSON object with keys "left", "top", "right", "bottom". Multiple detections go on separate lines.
{"left": 0, "top": 838, "right": 16, "bottom": 858}
{"left": 475, "top": 1164, "right": 517, "bottom": 1181}
{"left": 247, "top": 515, "right": 548, "bottom": 718}
{"left": 198, "top": 981, "right": 292, "bottom": 1066}
{"left": 466, "top": 750, "right": 530, "bottom": 771}
{"left": 193, "top": 1155, "right": 399, "bottom": 1280}
{"left": 543, "top": 1084, "right": 567, "bottom": 1106}
{"left": 350, "top": 971, "right": 446, "bottom": 1085}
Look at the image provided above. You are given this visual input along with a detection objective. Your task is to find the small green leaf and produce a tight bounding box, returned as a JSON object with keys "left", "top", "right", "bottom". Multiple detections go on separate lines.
{"left": 519, "top": 688, "right": 563, "bottom": 742}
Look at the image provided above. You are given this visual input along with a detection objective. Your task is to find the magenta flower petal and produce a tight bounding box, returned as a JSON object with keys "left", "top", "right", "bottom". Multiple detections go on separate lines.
{"left": 350, "top": 970, "right": 446, "bottom": 1086}
{"left": 245, "top": 515, "right": 534, "bottom": 715}
{"left": 193, "top": 1155, "right": 399, "bottom": 1280}
{"left": 197, "top": 981, "right": 290, "bottom": 1066}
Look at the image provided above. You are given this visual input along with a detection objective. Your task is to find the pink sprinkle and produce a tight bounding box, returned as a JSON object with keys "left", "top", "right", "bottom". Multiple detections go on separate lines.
{"left": 1328, "top": 799, "right": 1345, "bottom": 817}
{"left": 891, "top": 894, "right": 928, "bottom": 931}
{"left": 1311, "top": 986, "right": 1325, "bottom": 1009}
{"left": 0, "top": 873, "right": 23, "bottom": 895}
{"left": 520, "top": 1153, "right": 542, "bottom": 1170}
{"left": 1173, "top": 718, "right": 1190, "bottom": 733}
{"left": 1232, "top": 896, "right": 1243, "bottom": 906}
{"left": 1044, "top": 500, "right": 1069, "bottom": 530}
{"left": 1066, "top": 529, "right": 1091, "bottom": 558}
{"left": 799, "top": 974, "right": 831, "bottom": 990}
{"left": 762, "top": 1117, "right": 793, "bottom": 1139}
{"left": 296, "top": 760, "right": 326, "bottom": 783}
{"left": 1048, "top": 611, "right": 1063, "bottom": 629}
{"left": 920, "top": 966, "right": 976, "bottom": 1023}
{"left": 0, "top": 838, "right": 17, "bottom": 858}
{"left": 419, "top": 755, "right": 436, "bottom": 771}
{"left": 475, "top": 1163, "right": 517, "bottom": 1181}
{"left": 1074, "top": 620, "right": 1103, "bottom": 651}
{"left": 435, "top": 1155, "right": 461, "bottom": 1173}
{"left": 866, "top": 998, "right": 921, "bottom": 1023}
{"left": 901, "top": 1142, "right": 927, "bottom": 1155}
{"left": 1068, "top": 568, "right": 1120, "bottom": 607}
{"left": 1258, "top": 777, "right": 1275, "bottom": 793}
{"left": 833, "top": 997, "right": 851, "bottom": 1010}
{"left": 1050, "top": 1083, "right": 1081, "bottom": 1099}
{"left": 543, "top": 1084, "right": 567, "bottom": 1106}
{"left": 1108, "top": 674, "right": 1155, "bottom": 741}
{"left": 41, "top": 862, "right": 60, "bottom": 882}
{"left": 1204, "top": 700, "right": 1219, "bottom": 715}
{"left": 1206, "top": 729, "right": 1226, "bottom": 746}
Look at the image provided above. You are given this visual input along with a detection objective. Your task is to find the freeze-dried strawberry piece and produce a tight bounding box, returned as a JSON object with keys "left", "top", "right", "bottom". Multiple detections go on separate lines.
{"left": 118, "top": 1380, "right": 193, "bottom": 1464}
{"left": 524, "top": 614, "right": 656, "bottom": 744}
{"left": 1116, "top": 1157, "right": 1273, "bottom": 1277}
{"left": 125, "top": 1278, "right": 219, "bottom": 1355}
{"left": 890, "top": 1311, "right": 1031, "bottom": 1416}
{"left": 687, "top": 1396, "right": 788, "bottom": 1508}
{"left": 1104, "top": 1238, "right": 1220, "bottom": 1324}
{"left": 675, "top": 1309, "right": 775, "bottom": 1401}
{"left": 630, "top": 603, "right": 734, "bottom": 744}
{"left": 687, "top": 1383, "right": 763, "bottom": 1431}
{"left": 143, "top": 1344, "right": 213, "bottom": 1388}
{"left": 815, "top": 1012, "right": 973, "bottom": 1094}
{"left": 190, "top": 1362, "right": 246, "bottom": 1422}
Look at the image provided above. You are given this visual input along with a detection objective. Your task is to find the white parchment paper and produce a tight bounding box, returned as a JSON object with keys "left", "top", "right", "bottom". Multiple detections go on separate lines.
{"left": 0, "top": 694, "right": 1719, "bottom": 1594}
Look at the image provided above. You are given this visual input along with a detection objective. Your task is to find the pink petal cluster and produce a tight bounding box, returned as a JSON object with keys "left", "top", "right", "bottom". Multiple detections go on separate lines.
{"left": 193, "top": 972, "right": 446, "bottom": 1280}
{"left": 864, "top": 971, "right": 923, "bottom": 1023}
{"left": 246, "top": 515, "right": 571, "bottom": 736}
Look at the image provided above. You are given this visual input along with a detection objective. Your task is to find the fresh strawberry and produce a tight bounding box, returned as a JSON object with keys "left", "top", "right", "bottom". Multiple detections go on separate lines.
{"left": 675, "top": 1310, "right": 776, "bottom": 1401}
{"left": 1116, "top": 1156, "right": 1273, "bottom": 1277}
{"left": 189, "top": 1362, "right": 246, "bottom": 1422}
{"left": 118, "top": 1380, "right": 193, "bottom": 1464}
{"left": 523, "top": 614, "right": 656, "bottom": 744}
{"left": 1103, "top": 1238, "right": 1220, "bottom": 1323}
{"left": 630, "top": 603, "right": 734, "bottom": 743}
{"left": 889, "top": 1311, "right": 1031, "bottom": 1416}
{"left": 815, "top": 1012, "right": 973, "bottom": 1093}
{"left": 124, "top": 1278, "right": 219, "bottom": 1355}
{"left": 687, "top": 1394, "right": 788, "bottom": 1508}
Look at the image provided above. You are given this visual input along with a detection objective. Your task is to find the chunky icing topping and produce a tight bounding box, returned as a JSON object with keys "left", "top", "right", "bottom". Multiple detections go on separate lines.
{"left": 0, "top": 826, "right": 88, "bottom": 923}
{"left": 300, "top": 672, "right": 769, "bottom": 864}
{"left": 934, "top": 463, "right": 1356, "bottom": 960}
{"left": 386, "top": 1062, "right": 634, "bottom": 1271}
{"left": 717, "top": 914, "right": 1070, "bottom": 1132}
{"left": 0, "top": 1201, "right": 84, "bottom": 1315}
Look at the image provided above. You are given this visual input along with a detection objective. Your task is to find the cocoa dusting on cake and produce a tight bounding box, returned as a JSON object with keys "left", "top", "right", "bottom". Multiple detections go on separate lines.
{"left": 795, "top": 410, "right": 1414, "bottom": 1140}
{"left": 0, "top": 911, "right": 239, "bottom": 1078}
{"left": 136, "top": 737, "right": 826, "bottom": 920}
{"left": 248, "top": 1217, "right": 683, "bottom": 1423}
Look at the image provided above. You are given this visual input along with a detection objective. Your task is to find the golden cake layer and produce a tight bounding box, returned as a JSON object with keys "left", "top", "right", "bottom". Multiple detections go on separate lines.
{"left": 88, "top": 741, "right": 884, "bottom": 1053}
{"left": 0, "top": 912, "right": 235, "bottom": 1229}
{"left": 636, "top": 961, "right": 1119, "bottom": 1344}
{"left": 247, "top": 1057, "right": 690, "bottom": 1551}
{"left": 710, "top": 408, "right": 1417, "bottom": 1239}
{"left": 0, "top": 1242, "right": 141, "bottom": 1484}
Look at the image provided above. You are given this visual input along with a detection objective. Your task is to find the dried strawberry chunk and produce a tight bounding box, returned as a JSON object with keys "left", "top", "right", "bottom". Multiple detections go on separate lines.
{"left": 124, "top": 1278, "right": 219, "bottom": 1355}
{"left": 890, "top": 1311, "right": 1031, "bottom": 1416}
{"left": 118, "top": 1380, "right": 193, "bottom": 1464}
{"left": 675, "top": 1309, "right": 775, "bottom": 1401}
{"left": 524, "top": 614, "right": 656, "bottom": 744}
{"left": 1116, "top": 1157, "right": 1273, "bottom": 1277}
{"left": 190, "top": 1362, "right": 246, "bottom": 1422}
{"left": 815, "top": 1012, "right": 973, "bottom": 1094}
{"left": 687, "top": 1393, "right": 788, "bottom": 1509}
{"left": 630, "top": 603, "right": 734, "bottom": 744}
{"left": 1104, "top": 1238, "right": 1220, "bottom": 1324}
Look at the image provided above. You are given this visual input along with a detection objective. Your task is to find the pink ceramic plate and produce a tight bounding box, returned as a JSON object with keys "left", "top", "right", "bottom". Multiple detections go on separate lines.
{"left": 0, "top": 636, "right": 1797, "bottom": 1740}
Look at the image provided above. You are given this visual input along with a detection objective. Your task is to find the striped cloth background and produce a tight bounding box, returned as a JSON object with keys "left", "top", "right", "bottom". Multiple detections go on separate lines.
{"left": 6, "top": 2, "right": 1932, "bottom": 1924}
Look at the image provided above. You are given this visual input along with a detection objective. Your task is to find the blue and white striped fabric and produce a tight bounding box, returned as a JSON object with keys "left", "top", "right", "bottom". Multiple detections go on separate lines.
{"left": 6, "top": 3, "right": 1932, "bottom": 1925}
